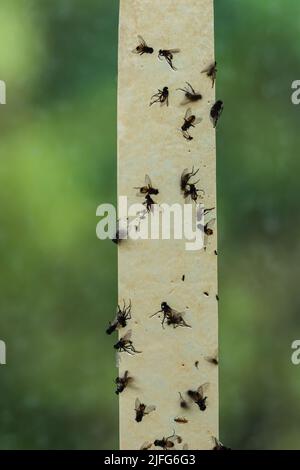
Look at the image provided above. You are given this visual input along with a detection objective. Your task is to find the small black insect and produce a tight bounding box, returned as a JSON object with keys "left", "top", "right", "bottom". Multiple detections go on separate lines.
{"left": 106, "top": 300, "right": 132, "bottom": 335}
{"left": 114, "top": 330, "right": 141, "bottom": 355}
{"left": 143, "top": 194, "right": 157, "bottom": 213}
{"left": 181, "top": 167, "right": 204, "bottom": 203}
{"left": 204, "top": 218, "right": 216, "bottom": 237}
{"left": 177, "top": 82, "right": 202, "bottom": 104}
{"left": 150, "top": 87, "right": 169, "bottom": 107}
{"left": 187, "top": 383, "right": 209, "bottom": 412}
{"left": 182, "top": 275, "right": 185, "bottom": 282}
{"left": 210, "top": 100, "right": 224, "bottom": 128}
{"left": 158, "top": 48, "right": 180, "bottom": 70}
{"left": 135, "top": 174, "right": 159, "bottom": 197}
{"left": 205, "top": 349, "right": 219, "bottom": 366}
{"left": 216, "top": 294, "right": 219, "bottom": 302}
{"left": 174, "top": 416, "right": 188, "bottom": 424}
{"left": 115, "top": 370, "right": 133, "bottom": 395}
{"left": 154, "top": 431, "right": 182, "bottom": 450}
{"left": 135, "top": 398, "right": 156, "bottom": 423}
{"left": 181, "top": 108, "right": 202, "bottom": 140}
{"left": 132, "top": 35, "right": 154, "bottom": 55}
{"left": 180, "top": 166, "right": 199, "bottom": 191}
{"left": 179, "top": 392, "right": 189, "bottom": 409}
{"left": 212, "top": 437, "right": 231, "bottom": 451}
{"left": 150, "top": 302, "right": 190, "bottom": 329}
{"left": 202, "top": 61, "right": 217, "bottom": 88}
{"left": 214, "top": 250, "right": 218, "bottom": 256}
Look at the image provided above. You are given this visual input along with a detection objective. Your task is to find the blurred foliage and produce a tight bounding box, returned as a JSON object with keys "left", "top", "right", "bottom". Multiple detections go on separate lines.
{"left": 0, "top": 0, "right": 119, "bottom": 449}
{"left": 0, "top": 0, "right": 299, "bottom": 450}
{"left": 216, "top": 0, "right": 300, "bottom": 450}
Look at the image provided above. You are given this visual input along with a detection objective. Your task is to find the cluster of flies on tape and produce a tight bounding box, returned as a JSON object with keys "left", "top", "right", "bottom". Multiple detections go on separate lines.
{"left": 106, "top": 300, "right": 229, "bottom": 450}
{"left": 113, "top": 171, "right": 217, "bottom": 244}
{"left": 106, "top": 36, "right": 230, "bottom": 451}
{"left": 133, "top": 35, "right": 224, "bottom": 140}
{"left": 113, "top": 35, "right": 223, "bottom": 242}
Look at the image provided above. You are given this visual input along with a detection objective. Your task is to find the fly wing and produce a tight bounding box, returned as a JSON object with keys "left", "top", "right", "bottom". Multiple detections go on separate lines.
{"left": 193, "top": 117, "right": 202, "bottom": 126}
{"left": 140, "top": 442, "right": 152, "bottom": 450}
{"left": 145, "top": 174, "right": 152, "bottom": 187}
{"left": 144, "top": 405, "right": 156, "bottom": 414}
{"left": 185, "top": 108, "right": 192, "bottom": 120}
{"left": 122, "top": 329, "right": 132, "bottom": 342}
{"left": 198, "top": 382, "right": 209, "bottom": 397}
{"left": 135, "top": 398, "right": 141, "bottom": 411}
{"left": 202, "top": 61, "right": 215, "bottom": 73}
{"left": 132, "top": 36, "right": 145, "bottom": 54}
{"left": 168, "top": 48, "right": 180, "bottom": 54}
{"left": 181, "top": 168, "right": 190, "bottom": 183}
{"left": 206, "top": 218, "right": 216, "bottom": 231}
{"left": 137, "top": 35, "right": 146, "bottom": 46}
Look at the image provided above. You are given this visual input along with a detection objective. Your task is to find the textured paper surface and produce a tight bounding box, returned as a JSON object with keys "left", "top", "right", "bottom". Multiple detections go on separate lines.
{"left": 118, "top": 0, "right": 218, "bottom": 450}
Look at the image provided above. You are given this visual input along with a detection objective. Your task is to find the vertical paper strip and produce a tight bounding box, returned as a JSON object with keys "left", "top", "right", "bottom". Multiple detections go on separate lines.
{"left": 118, "top": 0, "right": 218, "bottom": 450}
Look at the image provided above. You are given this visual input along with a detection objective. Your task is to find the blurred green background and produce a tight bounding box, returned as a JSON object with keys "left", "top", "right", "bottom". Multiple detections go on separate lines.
{"left": 0, "top": 0, "right": 299, "bottom": 450}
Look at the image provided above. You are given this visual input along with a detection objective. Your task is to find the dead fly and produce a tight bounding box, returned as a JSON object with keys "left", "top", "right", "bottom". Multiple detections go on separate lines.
{"left": 132, "top": 35, "right": 154, "bottom": 55}
{"left": 143, "top": 193, "right": 157, "bottom": 212}
{"left": 114, "top": 330, "right": 141, "bottom": 355}
{"left": 181, "top": 167, "right": 204, "bottom": 203}
{"left": 202, "top": 61, "right": 217, "bottom": 88}
{"left": 180, "top": 166, "right": 199, "bottom": 192}
{"left": 174, "top": 417, "right": 188, "bottom": 424}
{"left": 212, "top": 437, "right": 231, "bottom": 451}
{"left": 150, "top": 87, "right": 169, "bottom": 107}
{"left": 204, "top": 349, "right": 219, "bottom": 366}
{"left": 181, "top": 108, "right": 202, "bottom": 141}
{"left": 177, "top": 82, "right": 202, "bottom": 104}
{"left": 135, "top": 174, "right": 159, "bottom": 197}
{"left": 204, "top": 218, "right": 216, "bottom": 237}
{"left": 140, "top": 442, "right": 153, "bottom": 450}
{"left": 135, "top": 398, "right": 156, "bottom": 423}
{"left": 210, "top": 100, "right": 224, "bottom": 128}
{"left": 106, "top": 300, "right": 132, "bottom": 335}
{"left": 179, "top": 392, "right": 189, "bottom": 410}
{"left": 115, "top": 370, "right": 133, "bottom": 395}
{"left": 150, "top": 302, "right": 190, "bottom": 329}
{"left": 158, "top": 48, "right": 180, "bottom": 70}
{"left": 187, "top": 383, "right": 209, "bottom": 412}
{"left": 154, "top": 431, "right": 182, "bottom": 450}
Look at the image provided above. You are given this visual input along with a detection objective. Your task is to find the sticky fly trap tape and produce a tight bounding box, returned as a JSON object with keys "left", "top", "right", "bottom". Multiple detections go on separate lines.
{"left": 118, "top": 0, "right": 218, "bottom": 450}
